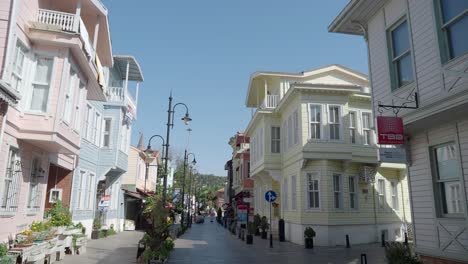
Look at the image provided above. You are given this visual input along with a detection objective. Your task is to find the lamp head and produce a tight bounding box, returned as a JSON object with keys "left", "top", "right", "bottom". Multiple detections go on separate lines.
{"left": 182, "top": 113, "right": 192, "bottom": 125}
{"left": 192, "top": 158, "right": 197, "bottom": 165}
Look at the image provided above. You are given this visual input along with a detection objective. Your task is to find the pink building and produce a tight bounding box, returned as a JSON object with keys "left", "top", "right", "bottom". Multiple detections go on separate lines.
{"left": 0, "top": 0, "right": 111, "bottom": 241}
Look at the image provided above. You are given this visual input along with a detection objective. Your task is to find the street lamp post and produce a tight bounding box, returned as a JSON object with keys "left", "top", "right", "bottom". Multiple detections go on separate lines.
{"left": 187, "top": 166, "right": 195, "bottom": 227}
{"left": 180, "top": 150, "right": 196, "bottom": 228}
{"left": 162, "top": 93, "right": 192, "bottom": 204}
{"left": 145, "top": 134, "right": 165, "bottom": 194}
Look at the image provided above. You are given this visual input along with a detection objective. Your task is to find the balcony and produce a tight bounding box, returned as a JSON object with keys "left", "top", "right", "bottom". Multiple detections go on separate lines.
{"left": 107, "top": 86, "right": 136, "bottom": 111}
{"left": 36, "top": 9, "right": 95, "bottom": 59}
{"left": 260, "top": 94, "right": 279, "bottom": 109}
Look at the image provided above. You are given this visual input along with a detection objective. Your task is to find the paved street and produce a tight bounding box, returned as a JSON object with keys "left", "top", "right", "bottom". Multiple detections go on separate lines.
{"left": 62, "top": 231, "right": 144, "bottom": 264}
{"left": 169, "top": 221, "right": 386, "bottom": 264}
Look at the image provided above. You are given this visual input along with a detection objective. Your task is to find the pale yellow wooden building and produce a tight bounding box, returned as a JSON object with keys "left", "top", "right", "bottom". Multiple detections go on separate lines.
{"left": 244, "top": 65, "right": 412, "bottom": 246}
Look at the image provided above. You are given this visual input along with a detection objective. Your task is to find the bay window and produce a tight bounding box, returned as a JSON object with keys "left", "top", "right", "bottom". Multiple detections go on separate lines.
{"left": 436, "top": 0, "right": 468, "bottom": 62}
{"left": 388, "top": 19, "right": 414, "bottom": 89}
{"left": 307, "top": 172, "right": 320, "bottom": 209}
{"left": 329, "top": 106, "right": 341, "bottom": 140}
{"left": 349, "top": 111, "right": 357, "bottom": 144}
{"left": 362, "top": 112, "right": 372, "bottom": 145}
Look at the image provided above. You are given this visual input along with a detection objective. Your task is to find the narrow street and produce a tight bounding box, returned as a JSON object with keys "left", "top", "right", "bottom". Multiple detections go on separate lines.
{"left": 169, "top": 220, "right": 387, "bottom": 264}
{"left": 62, "top": 231, "right": 144, "bottom": 264}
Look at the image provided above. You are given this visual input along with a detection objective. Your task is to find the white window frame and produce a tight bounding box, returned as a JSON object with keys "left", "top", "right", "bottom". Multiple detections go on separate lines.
{"left": 348, "top": 175, "right": 358, "bottom": 210}
{"left": 271, "top": 126, "right": 280, "bottom": 153}
{"left": 328, "top": 105, "right": 342, "bottom": 141}
{"left": 361, "top": 112, "right": 373, "bottom": 146}
{"left": 27, "top": 156, "right": 42, "bottom": 212}
{"left": 291, "top": 175, "right": 297, "bottom": 210}
{"left": 94, "top": 112, "right": 101, "bottom": 146}
{"left": 29, "top": 55, "right": 54, "bottom": 113}
{"left": 378, "top": 179, "right": 386, "bottom": 210}
{"left": 308, "top": 104, "right": 323, "bottom": 140}
{"left": 287, "top": 114, "right": 293, "bottom": 148}
{"left": 349, "top": 111, "right": 357, "bottom": 144}
{"left": 87, "top": 172, "right": 95, "bottom": 209}
{"left": 333, "top": 173, "right": 343, "bottom": 209}
{"left": 74, "top": 82, "right": 85, "bottom": 132}
{"left": 64, "top": 66, "right": 77, "bottom": 123}
{"left": 11, "top": 41, "right": 28, "bottom": 94}
{"left": 283, "top": 178, "right": 288, "bottom": 211}
{"left": 77, "top": 170, "right": 86, "bottom": 209}
{"left": 1, "top": 147, "right": 21, "bottom": 213}
{"left": 432, "top": 142, "right": 464, "bottom": 217}
{"left": 49, "top": 188, "right": 62, "bottom": 203}
{"left": 390, "top": 181, "right": 399, "bottom": 211}
{"left": 293, "top": 110, "right": 299, "bottom": 145}
{"left": 103, "top": 117, "right": 112, "bottom": 148}
{"left": 305, "top": 171, "right": 320, "bottom": 210}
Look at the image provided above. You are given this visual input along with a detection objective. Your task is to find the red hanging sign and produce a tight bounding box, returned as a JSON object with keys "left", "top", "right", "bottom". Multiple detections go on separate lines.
{"left": 377, "top": 116, "right": 405, "bottom": 145}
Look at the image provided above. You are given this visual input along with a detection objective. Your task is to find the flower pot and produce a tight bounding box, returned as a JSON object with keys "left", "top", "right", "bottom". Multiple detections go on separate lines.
{"left": 261, "top": 231, "right": 267, "bottom": 239}
{"left": 305, "top": 238, "right": 314, "bottom": 249}
{"left": 91, "top": 230, "right": 100, "bottom": 239}
{"left": 246, "top": 234, "right": 253, "bottom": 245}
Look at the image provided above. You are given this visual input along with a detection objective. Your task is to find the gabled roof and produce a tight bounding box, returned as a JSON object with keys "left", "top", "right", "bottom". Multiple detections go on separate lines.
{"left": 114, "top": 55, "right": 144, "bottom": 82}
{"left": 328, "top": 0, "right": 388, "bottom": 35}
{"left": 245, "top": 64, "right": 368, "bottom": 107}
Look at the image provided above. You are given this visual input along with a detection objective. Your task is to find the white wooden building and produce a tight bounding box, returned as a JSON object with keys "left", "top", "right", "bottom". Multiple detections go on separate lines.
{"left": 330, "top": 0, "right": 468, "bottom": 263}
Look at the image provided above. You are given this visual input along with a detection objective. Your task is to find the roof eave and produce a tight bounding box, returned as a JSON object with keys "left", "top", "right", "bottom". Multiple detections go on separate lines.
{"left": 328, "top": 0, "right": 366, "bottom": 35}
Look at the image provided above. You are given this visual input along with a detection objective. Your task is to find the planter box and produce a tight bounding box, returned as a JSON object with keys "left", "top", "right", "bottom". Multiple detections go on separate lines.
{"left": 53, "top": 226, "right": 66, "bottom": 235}
{"left": 27, "top": 250, "right": 45, "bottom": 263}
{"left": 63, "top": 228, "right": 81, "bottom": 236}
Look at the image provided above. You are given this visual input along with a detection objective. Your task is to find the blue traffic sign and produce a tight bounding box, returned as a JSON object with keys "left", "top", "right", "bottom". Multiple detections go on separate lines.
{"left": 265, "top": 190, "right": 277, "bottom": 202}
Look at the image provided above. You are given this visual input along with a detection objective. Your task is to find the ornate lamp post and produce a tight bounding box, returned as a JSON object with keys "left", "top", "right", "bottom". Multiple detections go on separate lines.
{"left": 162, "top": 94, "right": 192, "bottom": 204}
{"left": 144, "top": 135, "right": 165, "bottom": 193}
{"left": 180, "top": 151, "right": 196, "bottom": 228}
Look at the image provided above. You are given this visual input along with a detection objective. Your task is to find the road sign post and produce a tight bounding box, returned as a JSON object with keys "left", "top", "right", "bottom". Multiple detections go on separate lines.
{"left": 265, "top": 190, "right": 277, "bottom": 249}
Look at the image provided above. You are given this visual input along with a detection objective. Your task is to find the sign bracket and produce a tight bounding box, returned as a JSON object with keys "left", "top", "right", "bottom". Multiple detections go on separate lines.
{"left": 378, "top": 92, "right": 419, "bottom": 116}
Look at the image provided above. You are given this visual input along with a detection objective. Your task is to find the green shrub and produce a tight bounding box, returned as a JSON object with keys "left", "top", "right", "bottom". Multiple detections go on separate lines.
{"left": 0, "top": 243, "right": 7, "bottom": 257}
{"left": 46, "top": 200, "right": 72, "bottom": 227}
{"left": 93, "top": 216, "right": 102, "bottom": 230}
{"left": 304, "top": 227, "right": 316, "bottom": 238}
{"left": 253, "top": 214, "right": 261, "bottom": 229}
{"left": 385, "top": 242, "right": 422, "bottom": 264}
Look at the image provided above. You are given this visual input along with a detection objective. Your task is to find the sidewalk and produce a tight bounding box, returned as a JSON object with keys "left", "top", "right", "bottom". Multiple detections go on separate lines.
{"left": 62, "top": 231, "right": 144, "bottom": 264}
{"left": 169, "top": 222, "right": 387, "bottom": 264}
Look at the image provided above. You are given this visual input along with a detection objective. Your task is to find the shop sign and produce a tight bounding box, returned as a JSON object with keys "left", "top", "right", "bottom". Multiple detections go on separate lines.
{"left": 99, "top": 195, "right": 111, "bottom": 207}
{"left": 377, "top": 116, "right": 404, "bottom": 145}
{"left": 379, "top": 147, "right": 407, "bottom": 163}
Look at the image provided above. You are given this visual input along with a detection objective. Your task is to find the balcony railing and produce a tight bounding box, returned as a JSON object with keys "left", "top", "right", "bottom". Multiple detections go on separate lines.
{"left": 107, "top": 86, "right": 136, "bottom": 110}
{"left": 261, "top": 94, "right": 279, "bottom": 109}
{"left": 38, "top": 9, "right": 77, "bottom": 32}
{"left": 36, "top": 9, "right": 94, "bottom": 59}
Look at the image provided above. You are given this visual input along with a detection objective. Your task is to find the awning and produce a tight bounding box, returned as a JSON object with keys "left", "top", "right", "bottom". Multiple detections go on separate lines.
{"left": 0, "top": 79, "right": 21, "bottom": 105}
{"left": 124, "top": 189, "right": 143, "bottom": 200}
{"left": 113, "top": 55, "right": 144, "bottom": 82}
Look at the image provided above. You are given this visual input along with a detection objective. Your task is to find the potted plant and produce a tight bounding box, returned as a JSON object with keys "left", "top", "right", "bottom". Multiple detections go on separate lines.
{"left": 0, "top": 243, "right": 14, "bottom": 263}
{"left": 260, "top": 216, "right": 269, "bottom": 239}
{"left": 46, "top": 200, "right": 73, "bottom": 229}
{"left": 304, "top": 227, "right": 316, "bottom": 249}
{"left": 253, "top": 214, "right": 261, "bottom": 236}
{"left": 91, "top": 216, "right": 101, "bottom": 240}
{"left": 246, "top": 222, "right": 255, "bottom": 245}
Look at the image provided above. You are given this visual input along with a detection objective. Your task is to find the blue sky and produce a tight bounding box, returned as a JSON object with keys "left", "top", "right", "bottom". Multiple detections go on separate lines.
{"left": 103, "top": 0, "right": 367, "bottom": 176}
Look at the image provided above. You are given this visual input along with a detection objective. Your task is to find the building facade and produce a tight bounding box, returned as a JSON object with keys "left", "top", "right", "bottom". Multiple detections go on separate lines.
{"left": 0, "top": 0, "right": 111, "bottom": 241}
{"left": 330, "top": 0, "right": 468, "bottom": 262}
{"left": 70, "top": 54, "right": 143, "bottom": 236}
{"left": 245, "top": 65, "right": 412, "bottom": 246}
{"left": 228, "top": 132, "right": 253, "bottom": 222}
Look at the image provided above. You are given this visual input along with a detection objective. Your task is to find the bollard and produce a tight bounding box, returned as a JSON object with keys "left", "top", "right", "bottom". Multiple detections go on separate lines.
{"left": 360, "top": 253, "right": 367, "bottom": 264}
{"left": 270, "top": 234, "right": 273, "bottom": 248}
{"left": 346, "top": 234, "right": 350, "bottom": 248}
{"left": 279, "top": 219, "right": 285, "bottom": 242}
{"left": 381, "top": 233, "right": 385, "bottom": 247}
{"left": 404, "top": 232, "right": 408, "bottom": 245}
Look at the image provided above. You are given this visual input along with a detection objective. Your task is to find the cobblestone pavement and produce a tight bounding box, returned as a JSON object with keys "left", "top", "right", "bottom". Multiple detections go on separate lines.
{"left": 62, "top": 230, "right": 144, "bottom": 264}
{"left": 169, "top": 221, "right": 387, "bottom": 264}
